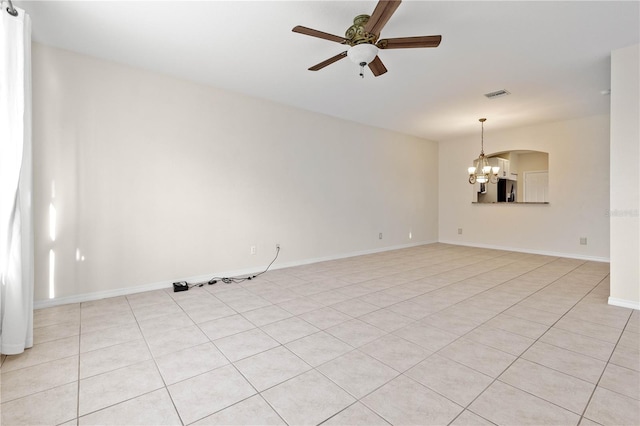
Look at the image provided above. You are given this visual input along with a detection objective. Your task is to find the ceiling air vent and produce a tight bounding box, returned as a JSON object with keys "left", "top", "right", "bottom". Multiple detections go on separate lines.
{"left": 484, "top": 89, "right": 511, "bottom": 99}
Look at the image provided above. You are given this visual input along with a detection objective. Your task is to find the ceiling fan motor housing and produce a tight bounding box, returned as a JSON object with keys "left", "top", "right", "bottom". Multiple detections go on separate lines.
{"left": 345, "top": 15, "right": 379, "bottom": 46}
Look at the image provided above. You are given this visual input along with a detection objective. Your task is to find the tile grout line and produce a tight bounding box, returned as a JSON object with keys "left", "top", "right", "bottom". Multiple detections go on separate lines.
{"left": 78, "top": 252, "right": 567, "bottom": 425}
{"left": 13, "top": 247, "right": 632, "bottom": 426}
{"left": 296, "top": 252, "right": 545, "bottom": 425}
{"left": 442, "top": 261, "right": 605, "bottom": 424}
{"left": 75, "top": 303, "right": 84, "bottom": 425}
{"left": 67, "top": 298, "right": 168, "bottom": 424}
{"left": 186, "top": 291, "right": 292, "bottom": 425}
{"left": 126, "top": 294, "right": 185, "bottom": 426}
{"left": 187, "top": 258, "right": 476, "bottom": 426}
{"left": 577, "top": 311, "right": 635, "bottom": 424}
{"left": 454, "top": 272, "right": 624, "bottom": 425}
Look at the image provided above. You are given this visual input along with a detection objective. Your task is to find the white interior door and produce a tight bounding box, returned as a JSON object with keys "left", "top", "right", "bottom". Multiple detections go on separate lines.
{"left": 524, "top": 171, "right": 549, "bottom": 202}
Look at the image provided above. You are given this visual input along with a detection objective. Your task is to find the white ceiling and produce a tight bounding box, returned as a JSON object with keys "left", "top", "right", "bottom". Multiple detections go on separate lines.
{"left": 15, "top": 0, "right": 640, "bottom": 141}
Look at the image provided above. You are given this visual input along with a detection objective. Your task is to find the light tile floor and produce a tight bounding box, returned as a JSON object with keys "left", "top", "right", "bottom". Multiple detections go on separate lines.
{"left": 1, "top": 243, "right": 639, "bottom": 425}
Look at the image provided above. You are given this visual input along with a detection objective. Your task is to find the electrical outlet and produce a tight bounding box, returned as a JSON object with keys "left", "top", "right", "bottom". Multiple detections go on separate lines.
{"left": 580, "top": 237, "right": 587, "bottom": 245}
{"left": 250, "top": 245, "right": 257, "bottom": 255}
{"left": 379, "top": 233, "right": 383, "bottom": 240}
{"left": 458, "top": 228, "right": 463, "bottom": 235}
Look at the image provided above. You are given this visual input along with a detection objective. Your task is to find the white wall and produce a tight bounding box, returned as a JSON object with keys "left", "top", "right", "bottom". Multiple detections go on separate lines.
{"left": 610, "top": 44, "right": 639, "bottom": 309}
{"left": 439, "top": 115, "right": 610, "bottom": 260}
{"left": 32, "top": 44, "right": 439, "bottom": 304}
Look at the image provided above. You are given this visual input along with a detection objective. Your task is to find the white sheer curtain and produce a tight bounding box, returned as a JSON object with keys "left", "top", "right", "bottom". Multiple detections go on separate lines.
{"left": 0, "top": 3, "right": 33, "bottom": 355}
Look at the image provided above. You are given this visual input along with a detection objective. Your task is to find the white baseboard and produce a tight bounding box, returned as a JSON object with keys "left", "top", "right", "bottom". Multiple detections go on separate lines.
{"left": 438, "top": 240, "right": 610, "bottom": 263}
{"left": 273, "top": 240, "right": 437, "bottom": 270}
{"left": 34, "top": 240, "right": 437, "bottom": 310}
{"left": 608, "top": 297, "right": 640, "bottom": 310}
{"left": 33, "top": 279, "right": 182, "bottom": 310}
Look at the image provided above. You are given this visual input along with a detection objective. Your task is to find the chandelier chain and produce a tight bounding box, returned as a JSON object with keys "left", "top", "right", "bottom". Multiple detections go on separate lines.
{"left": 480, "top": 118, "right": 486, "bottom": 155}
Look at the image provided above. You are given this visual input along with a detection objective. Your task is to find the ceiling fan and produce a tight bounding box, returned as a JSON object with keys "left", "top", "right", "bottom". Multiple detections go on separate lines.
{"left": 292, "top": 0, "right": 441, "bottom": 78}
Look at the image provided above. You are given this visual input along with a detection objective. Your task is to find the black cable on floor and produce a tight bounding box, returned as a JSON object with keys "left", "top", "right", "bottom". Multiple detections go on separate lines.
{"left": 188, "top": 246, "right": 281, "bottom": 289}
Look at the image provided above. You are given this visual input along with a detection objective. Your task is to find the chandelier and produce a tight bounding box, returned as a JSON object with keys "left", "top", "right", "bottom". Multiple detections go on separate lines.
{"left": 468, "top": 118, "right": 499, "bottom": 184}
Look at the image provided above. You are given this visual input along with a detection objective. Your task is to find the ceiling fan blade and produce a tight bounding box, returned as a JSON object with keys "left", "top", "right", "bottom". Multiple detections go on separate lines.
{"left": 377, "top": 35, "right": 442, "bottom": 49}
{"left": 308, "top": 51, "right": 348, "bottom": 71}
{"left": 364, "top": 0, "right": 402, "bottom": 36}
{"left": 292, "top": 25, "right": 347, "bottom": 44}
{"left": 368, "top": 56, "right": 388, "bottom": 77}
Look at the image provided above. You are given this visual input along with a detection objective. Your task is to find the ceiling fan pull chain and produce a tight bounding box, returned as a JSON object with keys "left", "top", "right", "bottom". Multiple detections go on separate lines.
{"left": 359, "top": 62, "right": 365, "bottom": 78}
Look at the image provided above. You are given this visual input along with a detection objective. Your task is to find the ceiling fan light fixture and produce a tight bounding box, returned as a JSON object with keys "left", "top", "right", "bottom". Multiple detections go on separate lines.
{"left": 347, "top": 43, "right": 379, "bottom": 65}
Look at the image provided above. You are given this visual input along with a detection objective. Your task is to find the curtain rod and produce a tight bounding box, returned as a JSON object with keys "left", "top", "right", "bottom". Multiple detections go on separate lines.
{"left": 5, "top": 0, "right": 18, "bottom": 17}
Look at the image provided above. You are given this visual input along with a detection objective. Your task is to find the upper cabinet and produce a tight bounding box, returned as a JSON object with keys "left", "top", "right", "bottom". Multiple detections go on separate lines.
{"left": 488, "top": 157, "right": 513, "bottom": 180}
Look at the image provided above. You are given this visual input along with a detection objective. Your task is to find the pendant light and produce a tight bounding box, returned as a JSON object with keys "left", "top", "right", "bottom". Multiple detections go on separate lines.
{"left": 468, "top": 118, "right": 499, "bottom": 184}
